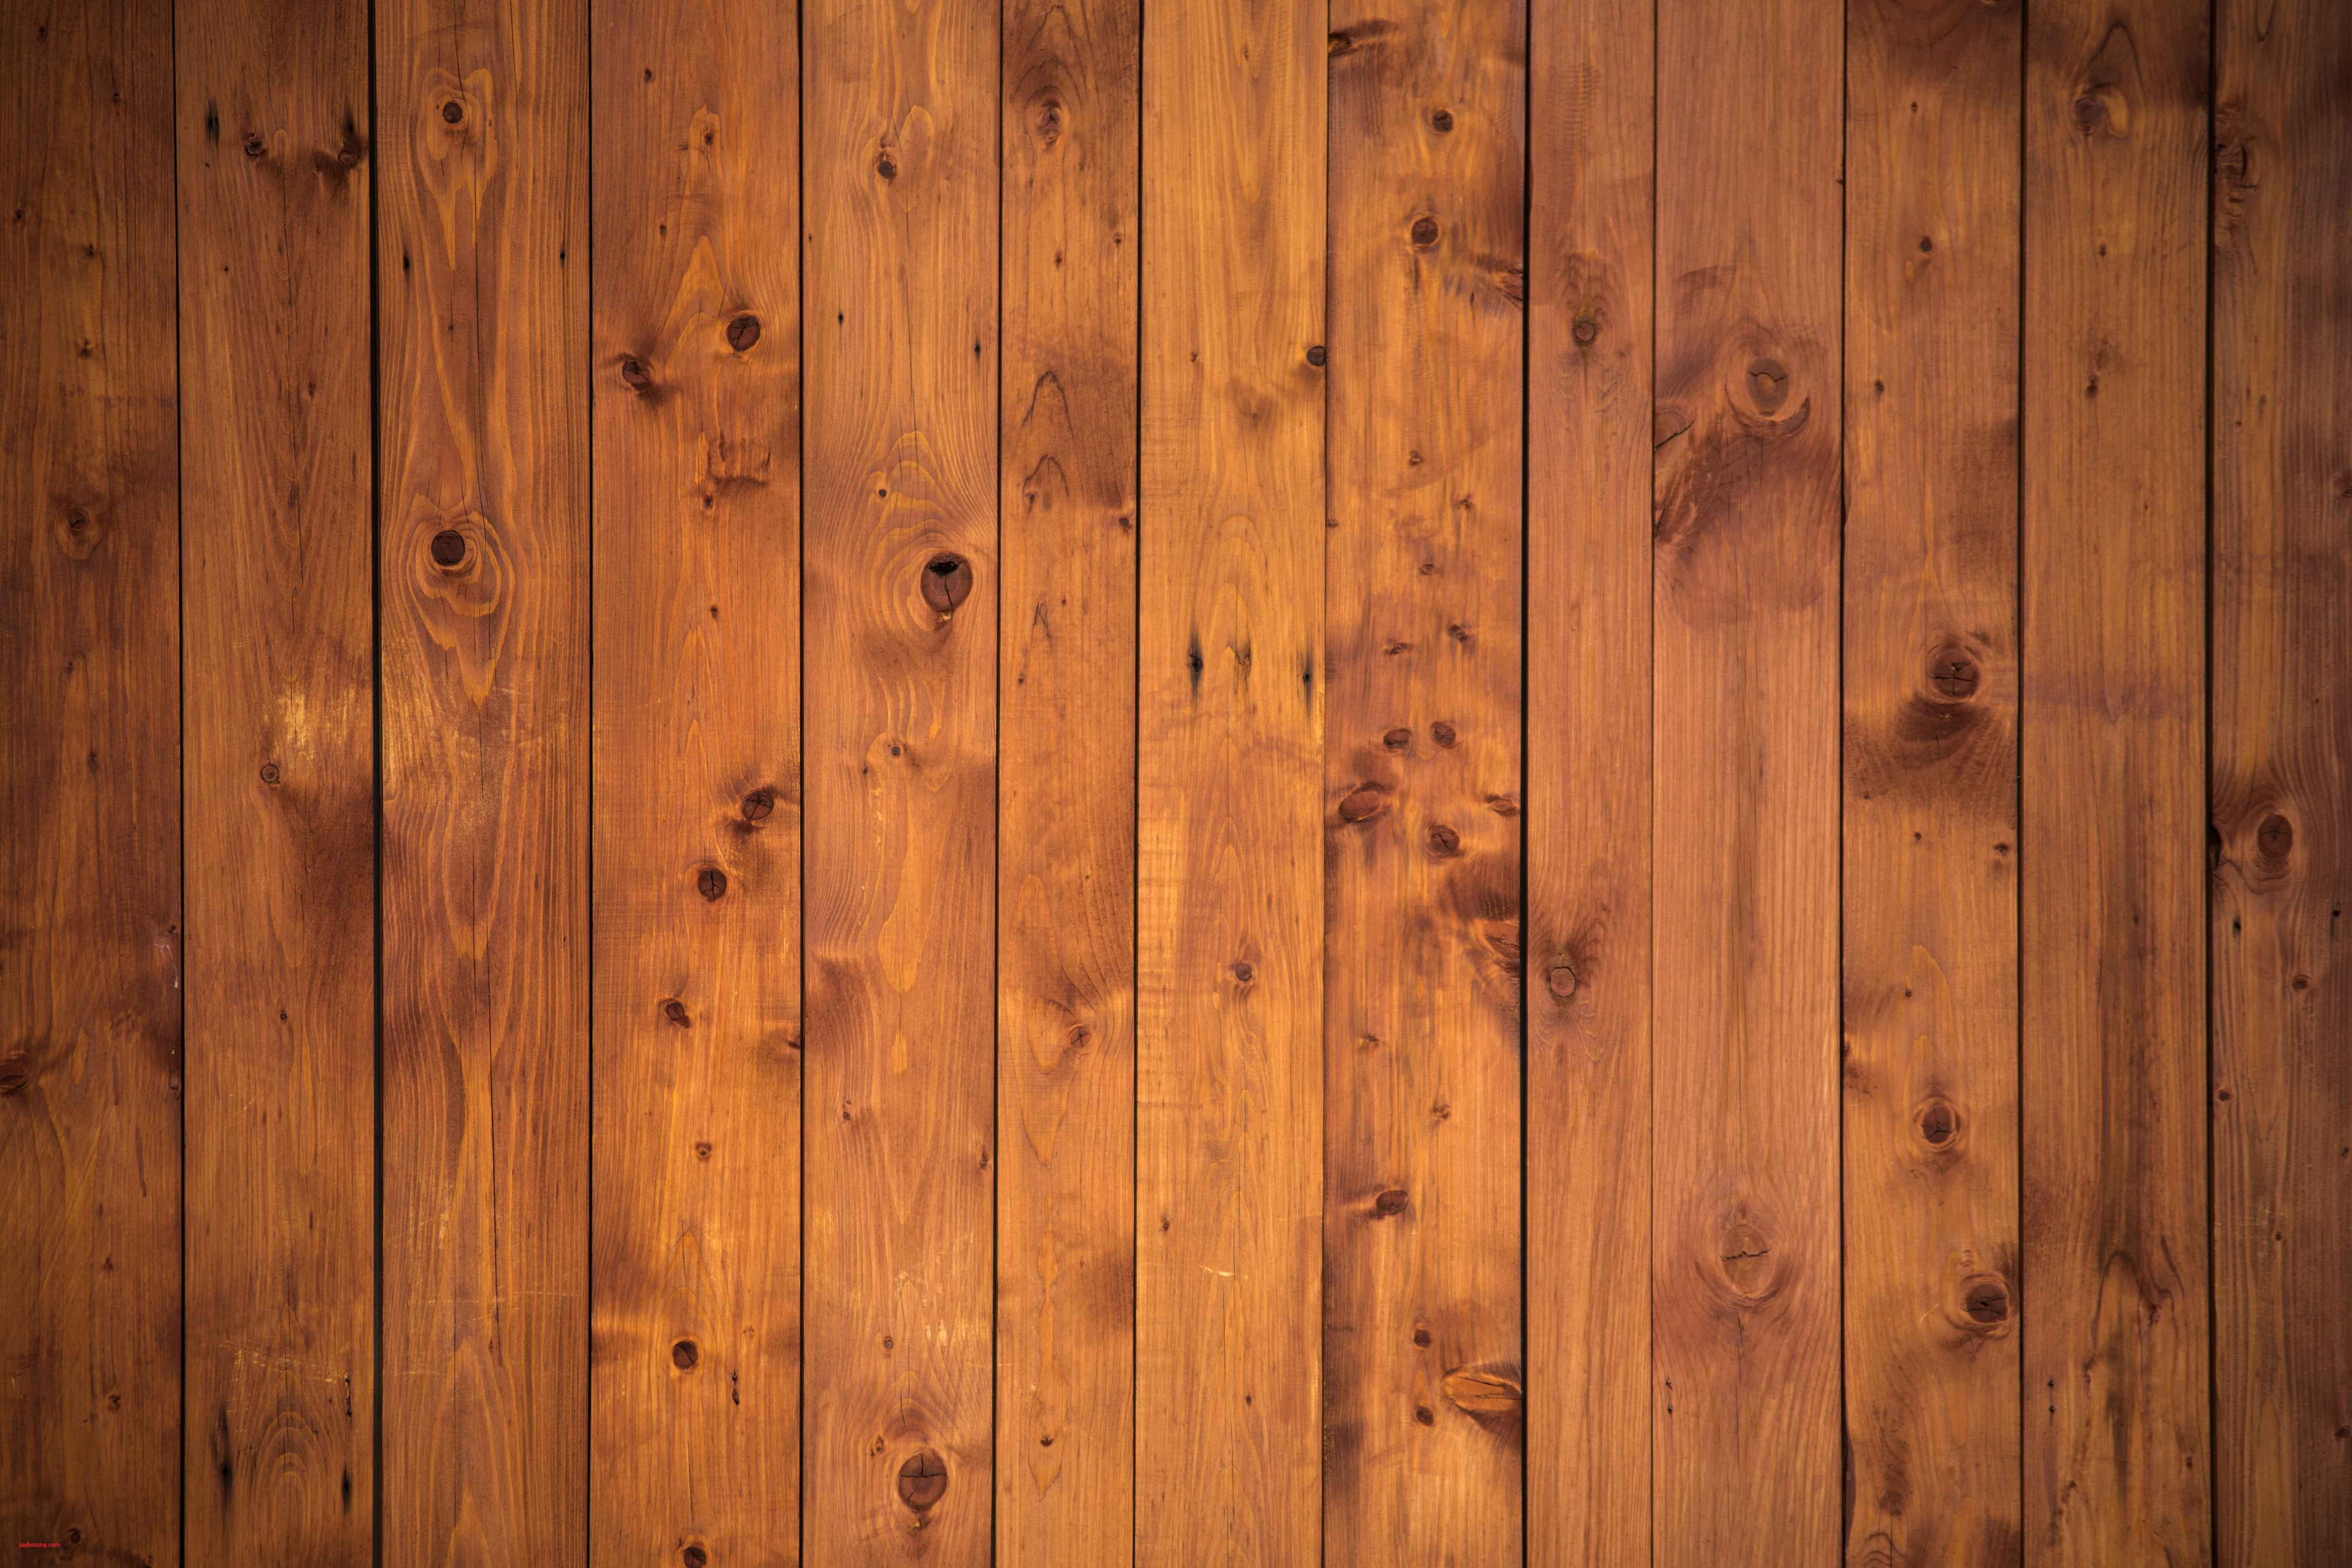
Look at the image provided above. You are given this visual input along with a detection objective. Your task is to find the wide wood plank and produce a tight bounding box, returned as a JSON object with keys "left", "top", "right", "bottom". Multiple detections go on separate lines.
{"left": 800, "top": 0, "right": 999, "bottom": 1557}
{"left": 1323, "top": 0, "right": 1523, "bottom": 1559}
{"left": 177, "top": 0, "right": 375, "bottom": 1557}
{"left": 2020, "top": 0, "right": 2210, "bottom": 1561}
{"left": 1135, "top": 0, "right": 1325, "bottom": 1557}
{"left": 375, "top": 0, "right": 592, "bottom": 1555}
{"left": 590, "top": 0, "right": 802, "bottom": 1561}
{"left": 996, "top": 0, "right": 1138, "bottom": 1557}
{"left": 1650, "top": 0, "right": 1844, "bottom": 1559}
{"left": 1840, "top": 0, "right": 2023, "bottom": 1563}
{"left": 2210, "top": 0, "right": 2352, "bottom": 1559}
{"left": 0, "top": 0, "right": 180, "bottom": 1559}
{"left": 1524, "top": 0, "right": 1652, "bottom": 1555}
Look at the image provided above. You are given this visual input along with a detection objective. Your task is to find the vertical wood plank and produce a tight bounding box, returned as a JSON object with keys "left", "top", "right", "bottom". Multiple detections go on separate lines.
{"left": 1840, "top": 0, "right": 2023, "bottom": 1564}
{"left": 2210, "top": 0, "right": 2351, "bottom": 1559}
{"left": 1135, "top": 0, "right": 1325, "bottom": 1558}
{"left": 0, "top": 0, "right": 180, "bottom": 1559}
{"left": 1323, "top": 0, "right": 1523, "bottom": 1558}
{"left": 177, "top": 0, "right": 376, "bottom": 1556}
{"left": 800, "top": 0, "right": 999, "bottom": 1557}
{"left": 1650, "top": 0, "right": 1844, "bottom": 1559}
{"left": 1524, "top": 0, "right": 1653, "bottom": 1554}
{"left": 2020, "top": 0, "right": 2211, "bottom": 1561}
{"left": 590, "top": 0, "right": 802, "bottom": 1561}
{"left": 996, "top": 0, "right": 1138, "bottom": 1556}
{"left": 375, "top": 0, "right": 592, "bottom": 1555}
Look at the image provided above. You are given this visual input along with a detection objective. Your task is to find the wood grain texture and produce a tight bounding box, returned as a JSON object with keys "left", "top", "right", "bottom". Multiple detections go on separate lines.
{"left": 2020, "top": 0, "right": 2211, "bottom": 1562}
{"left": 1840, "top": 0, "right": 2023, "bottom": 1564}
{"left": 0, "top": 0, "right": 181, "bottom": 1560}
{"left": 177, "top": 0, "right": 375, "bottom": 1557}
{"left": 375, "top": 0, "right": 592, "bottom": 1557}
{"left": 1525, "top": 0, "right": 1652, "bottom": 1555}
{"left": 800, "top": 0, "right": 999, "bottom": 1558}
{"left": 1651, "top": 0, "right": 1844, "bottom": 1560}
{"left": 996, "top": 0, "right": 1138, "bottom": 1557}
{"left": 1323, "top": 1, "right": 1523, "bottom": 1560}
{"left": 1136, "top": 0, "right": 1325, "bottom": 1558}
{"left": 591, "top": 0, "right": 802, "bottom": 1562}
{"left": 2210, "top": 0, "right": 2352, "bottom": 1559}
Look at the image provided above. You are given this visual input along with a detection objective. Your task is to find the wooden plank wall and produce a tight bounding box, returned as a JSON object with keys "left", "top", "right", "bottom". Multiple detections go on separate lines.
{"left": 4, "top": 1, "right": 2350, "bottom": 1565}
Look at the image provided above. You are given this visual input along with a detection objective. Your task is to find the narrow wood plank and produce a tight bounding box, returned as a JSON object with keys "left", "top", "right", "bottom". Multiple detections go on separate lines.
{"left": 177, "top": 0, "right": 375, "bottom": 1557}
{"left": 591, "top": 0, "right": 802, "bottom": 1561}
{"left": 0, "top": 0, "right": 180, "bottom": 1558}
{"left": 375, "top": 0, "right": 592, "bottom": 1555}
{"left": 800, "top": 0, "right": 998, "bottom": 1556}
{"left": 996, "top": 0, "right": 1138, "bottom": 1556}
{"left": 1135, "top": 0, "right": 1324, "bottom": 1557}
{"left": 1524, "top": 0, "right": 1653, "bottom": 1554}
{"left": 2210, "top": 0, "right": 2352, "bottom": 1559}
{"left": 1323, "top": 1, "right": 1524, "bottom": 1559}
{"left": 1840, "top": 0, "right": 2023, "bottom": 1564}
{"left": 1650, "top": 0, "right": 1844, "bottom": 1558}
{"left": 2020, "top": 0, "right": 2210, "bottom": 1561}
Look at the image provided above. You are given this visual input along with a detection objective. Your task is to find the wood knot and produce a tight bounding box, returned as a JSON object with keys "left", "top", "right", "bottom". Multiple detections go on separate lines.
{"left": 876, "top": 153, "right": 898, "bottom": 180}
{"left": 1429, "top": 108, "right": 1454, "bottom": 133}
{"left": 671, "top": 1340, "right": 699, "bottom": 1369}
{"left": 662, "top": 999, "right": 690, "bottom": 1028}
{"left": 1372, "top": 1187, "right": 1409, "bottom": 1217}
{"left": 2257, "top": 814, "right": 2293, "bottom": 860}
{"left": 682, "top": 1547, "right": 708, "bottom": 1568}
{"left": 1430, "top": 721, "right": 1457, "bottom": 748}
{"left": 741, "top": 788, "right": 775, "bottom": 823}
{"left": 1410, "top": 216, "right": 1440, "bottom": 248}
{"left": 696, "top": 867, "right": 728, "bottom": 901}
{"left": 429, "top": 529, "right": 468, "bottom": 568}
{"left": 1426, "top": 823, "right": 1461, "bottom": 857}
{"left": 1441, "top": 1366, "right": 1524, "bottom": 1416}
{"left": 1229, "top": 961, "right": 1254, "bottom": 985}
{"left": 1960, "top": 1276, "right": 2011, "bottom": 1326}
{"left": 1745, "top": 357, "right": 1789, "bottom": 413}
{"left": 1305, "top": 344, "right": 1328, "bottom": 368}
{"left": 242, "top": 132, "right": 265, "bottom": 158}
{"left": 1572, "top": 316, "right": 1598, "bottom": 346}
{"left": 1719, "top": 1221, "right": 1773, "bottom": 1297}
{"left": 620, "top": 357, "right": 652, "bottom": 392}
{"left": 1928, "top": 648, "right": 1980, "bottom": 699}
{"left": 922, "top": 555, "right": 973, "bottom": 615}
{"left": 1915, "top": 1099, "right": 1960, "bottom": 1148}
{"left": 0, "top": 1054, "right": 30, "bottom": 1096}
{"left": 1338, "top": 786, "right": 1387, "bottom": 823}
{"left": 896, "top": 1449, "right": 948, "bottom": 1510}
{"left": 1546, "top": 963, "right": 1579, "bottom": 1000}
{"left": 1381, "top": 727, "right": 1413, "bottom": 751}
{"left": 441, "top": 100, "right": 464, "bottom": 125}
{"left": 726, "top": 314, "right": 761, "bottom": 352}
{"left": 1412, "top": 1326, "right": 1432, "bottom": 1347}
{"left": 259, "top": 762, "right": 281, "bottom": 786}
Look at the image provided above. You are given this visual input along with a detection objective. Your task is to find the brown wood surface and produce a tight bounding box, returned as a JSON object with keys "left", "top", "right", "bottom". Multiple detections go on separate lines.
{"left": 1135, "top": 0, "right": 1325, "bottom": 1559}
{"left": 590, "top": 0, "right": 803, "bottom": 1562}
{"left": 1524, "top": 0, "right": 1653, "bottom": 1555}
{"left": 799, "top": 0, "right": 999, "bottom": 1558}
{"left": 2021, "top": 0, "right": 2212, "bottom": 1562}
{"left": 995, "top": 0, "right": 1138, "bottom": 1558}
{"left": 1650, "top": 0, "right": 1845, "bottom": 1560}
{"left": 1323, "top": 0, "right": 1524, "bottom": 1560}
{"left": 374, "top": 0, "right": 592, "bottom": 1557}
{"left": 2210, "top": 0, "right": 2352, "bottom": 1560}
{"left": 1840, "top": 0, "right": 2023, "bottom": 1564}
{"left": 0, "top": 1, "right": 181, "bottom": 1561}
{"left": 177, "top": 0, "right": 376, "bottom": 1558}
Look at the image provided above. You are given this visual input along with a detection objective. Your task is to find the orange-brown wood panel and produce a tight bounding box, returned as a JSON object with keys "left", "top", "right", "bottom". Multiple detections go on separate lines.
{"left": 1136, "top": 0, "right": 1325, "bottom": 1559}
{"left": 1651, "top": 0, "right": 1844, "bottom": 1560}
{"left": 0, "top": 1, "right": 181, "bottom": 1560}
{"left": 1840, "top": 0, "right": 2023, "bottom": 1564}
{"left": 591, "top": 0, "right": 803, "bottom": 1561}
{"left": 996, "top": 0, "right": 1138, "bottom": 1558}
{"left": 1525, "top": 0, "right": 1652, "bottom": 1555}
{"left": 375, "top": 0, "right": 592, "bottom": 1556}
{"left": 800, "top": 0, "right": 998, "bottom": 1558}
{"left": 2020, "top": 0, "right": 2211, "bottom": 1562}
{"left": 177, "top": 0, "right": 375, "bottom": 1558}
{"left": 2211, "top": 0, "right": 2352, "bottom": 1560}
{"left": 1323, "top": 0, "right": 1524, "bottom": 1560}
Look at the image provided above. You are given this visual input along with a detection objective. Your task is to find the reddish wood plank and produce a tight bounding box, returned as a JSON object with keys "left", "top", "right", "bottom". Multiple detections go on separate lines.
{"left": 0, "top": 0, "right": 180, "bottom": 1559}
{"left": 995, "top": 0, "right": 1138, "bottom": 1557}
{"left": 2210, "top": 0, "right": 2352, "bottom": 1559}
{"left": 375, "top": 0, "right": 592, "bottom": 1555}
{"left": 1650, "top": 0, "right": 1845, "bottom": 1559}
{"left": 800, "top": 0, "right": 999, "bottom": 1557}
{"left": 177, "top": 0, "right": 375, "bottom": 1557}
{"left": 1840, "top": 0, "right": 2023, "bottom": 1563}
{"left": 1323, "top": 0, "right": 1524, "bottom": 1559}
{"left": 1136, "top": 0, "right": 1325, "bottom": 1559}
{"left": 2020, "top": 0, "right": 2211, "bottom": 1560}
{"left": 590, "top": 0, "right": 803, "bottom": 1561}
{"left": 1525, "top": 0, "right": 1653, "bottom": 1555}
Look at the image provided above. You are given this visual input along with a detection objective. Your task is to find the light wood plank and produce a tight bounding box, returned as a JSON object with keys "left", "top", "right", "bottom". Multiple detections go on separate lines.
{"left": 375, "top": 0, "right": 593, "bottom": 1554}
{"left": 177, "top": 0, "right": 375, "bottom": 1556}
{"left": 1136, "top": 0, "right": 1326, "bottom": 1557}
{"left": 591, "top": 0, "right": 803, "bottom": 1560}
{"left": 1323, "top": 0, "right": 1524, "bottom": 1559}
